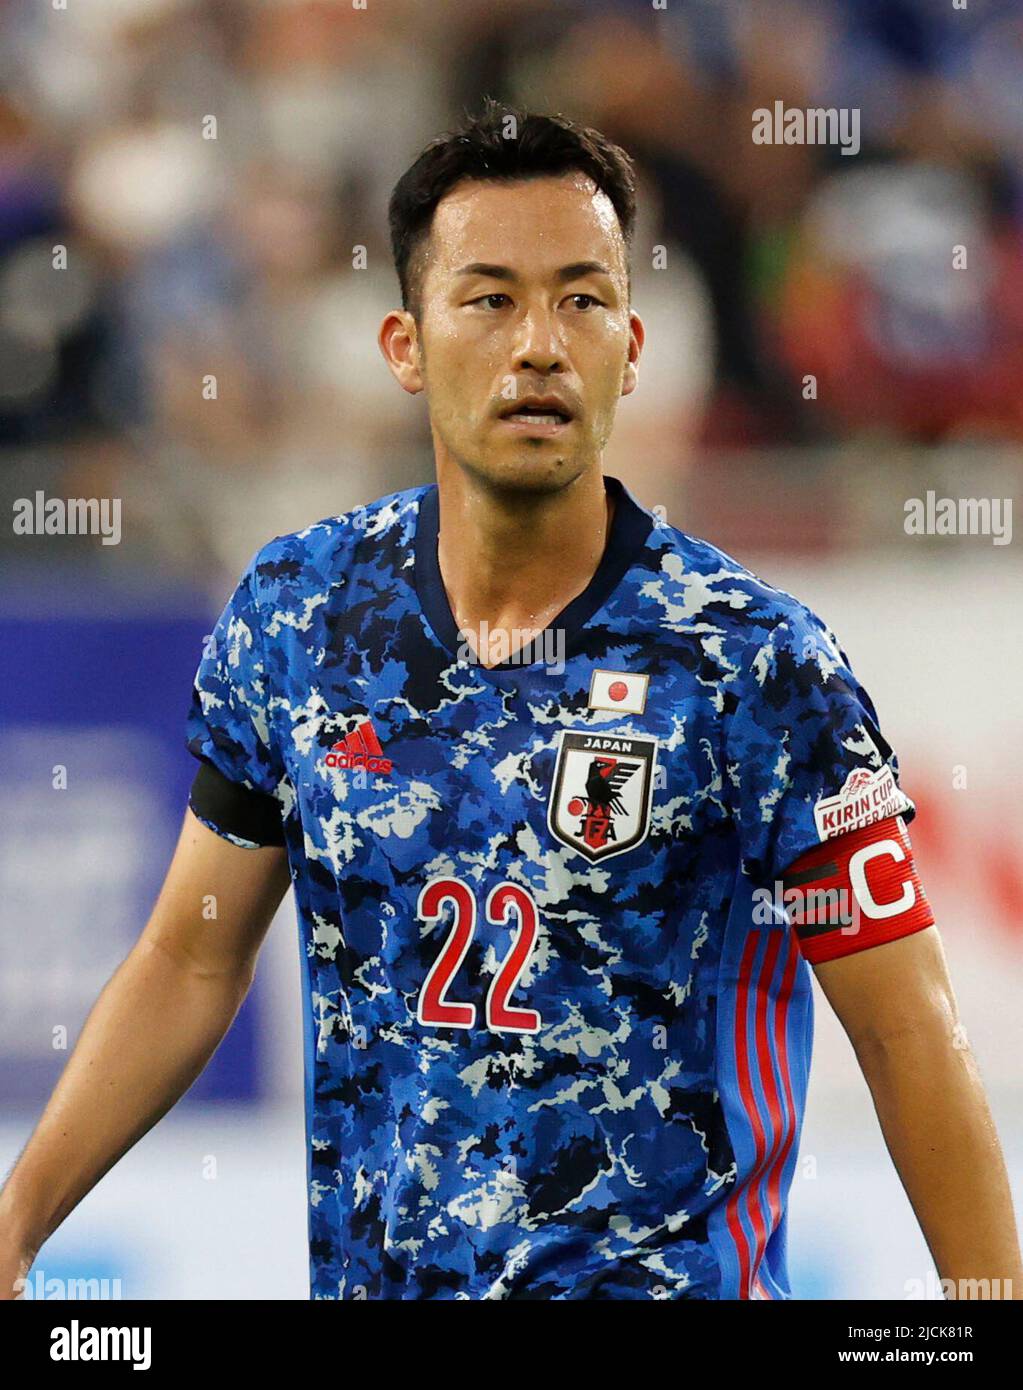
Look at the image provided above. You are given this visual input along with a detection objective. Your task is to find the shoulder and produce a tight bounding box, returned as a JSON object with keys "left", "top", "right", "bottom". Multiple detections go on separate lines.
{"left": 640, "top": 515, "right": 842, "bottom": 673}
{"left": 242, "top": 484, "right": 429, "bottom": 605}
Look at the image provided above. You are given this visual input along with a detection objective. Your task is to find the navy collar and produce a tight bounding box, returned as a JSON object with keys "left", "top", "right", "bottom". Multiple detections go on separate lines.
{"left": 412, "top": 474, "right": 653, "bottom": 671}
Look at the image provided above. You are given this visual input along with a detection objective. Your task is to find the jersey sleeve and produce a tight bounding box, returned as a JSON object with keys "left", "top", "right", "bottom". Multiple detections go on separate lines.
{"left": 725, "top": 607, "right": 916, "bottom": 888}
{"left": 185, "top": 556, "right": 287, "bottom": 849}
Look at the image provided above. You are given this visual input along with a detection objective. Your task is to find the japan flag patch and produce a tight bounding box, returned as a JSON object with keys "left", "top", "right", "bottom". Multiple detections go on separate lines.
{"left": 588, "top": 669, "right": 649, "bottom": 715}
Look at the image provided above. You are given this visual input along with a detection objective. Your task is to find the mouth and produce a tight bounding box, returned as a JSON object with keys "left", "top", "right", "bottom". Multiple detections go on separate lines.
{"left": 498, "top": 400, "right": 574, "bottom": 433}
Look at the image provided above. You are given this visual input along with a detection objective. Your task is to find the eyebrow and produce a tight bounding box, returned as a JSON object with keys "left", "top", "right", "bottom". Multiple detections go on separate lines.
{"left": 453, "top": 260, "right": 614, "bottom": 283}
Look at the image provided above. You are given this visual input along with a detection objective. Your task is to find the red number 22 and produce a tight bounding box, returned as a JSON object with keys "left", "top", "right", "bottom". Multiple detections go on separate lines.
{"left": 416, "top": 878, "right": 541, "bottom": 1035}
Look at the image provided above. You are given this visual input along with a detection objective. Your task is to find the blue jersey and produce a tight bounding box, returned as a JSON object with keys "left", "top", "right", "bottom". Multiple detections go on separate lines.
{"left": 186, "top": 475, "right": 920, "bottom": 1300}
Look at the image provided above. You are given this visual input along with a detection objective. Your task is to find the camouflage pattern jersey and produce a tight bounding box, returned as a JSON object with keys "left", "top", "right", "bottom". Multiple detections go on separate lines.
{"left": 185, "top": 474, "right": 922, "bottom": 1300}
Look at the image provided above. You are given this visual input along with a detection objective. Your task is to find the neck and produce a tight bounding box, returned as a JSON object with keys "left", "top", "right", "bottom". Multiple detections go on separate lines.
{"left": 435, "top": 464, "right": 614, "bottom": 668}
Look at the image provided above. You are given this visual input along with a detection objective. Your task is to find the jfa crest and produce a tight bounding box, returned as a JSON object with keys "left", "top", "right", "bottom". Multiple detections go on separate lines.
{"left": 547, "top": 730, "right": 658, "bottom": 862}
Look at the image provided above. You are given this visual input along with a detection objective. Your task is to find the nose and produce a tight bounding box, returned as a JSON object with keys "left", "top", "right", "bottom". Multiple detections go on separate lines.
{"left": 512, "top": 304, "right": 564, "bottom": 375}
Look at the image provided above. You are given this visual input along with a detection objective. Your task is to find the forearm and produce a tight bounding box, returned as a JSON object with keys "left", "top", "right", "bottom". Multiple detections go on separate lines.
{"left": 0, "top": 935, "right": 252, "bottom": 1259}
{"left": 856, "top": 1024, "right": 1023, "bottom": 1297}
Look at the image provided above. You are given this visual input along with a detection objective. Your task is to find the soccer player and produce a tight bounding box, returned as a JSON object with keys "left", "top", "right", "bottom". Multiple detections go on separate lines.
{"left": 2, "top": 102, "right": 1020, "bottom": 1301}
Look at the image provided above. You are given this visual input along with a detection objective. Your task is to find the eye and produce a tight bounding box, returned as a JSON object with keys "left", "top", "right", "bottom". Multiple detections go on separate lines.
{"left": 566, "top": 293, "right": 601, "bottom": 311}
{"left": 471, "top": 293, "right": 511, "bottom": 310}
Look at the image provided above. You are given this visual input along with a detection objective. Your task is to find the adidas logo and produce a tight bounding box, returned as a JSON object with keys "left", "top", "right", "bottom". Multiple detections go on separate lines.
{"left": 324, "top": 719, "right": 393, "bottom": 774}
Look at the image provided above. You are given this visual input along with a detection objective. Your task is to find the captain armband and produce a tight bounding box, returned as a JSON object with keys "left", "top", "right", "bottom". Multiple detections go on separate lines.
{"left": 781, "top": 815, "right": 935, "bottom": 964}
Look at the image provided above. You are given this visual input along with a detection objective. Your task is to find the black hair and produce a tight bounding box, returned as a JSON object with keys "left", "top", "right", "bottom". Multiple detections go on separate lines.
{"left": 387, "top": 97, "right": 638, "bottom": 322}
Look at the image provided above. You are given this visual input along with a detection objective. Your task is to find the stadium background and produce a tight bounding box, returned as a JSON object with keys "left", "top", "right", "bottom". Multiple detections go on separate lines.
{"left": 1, "top": 0, "right": 1020, "bottom": 1299}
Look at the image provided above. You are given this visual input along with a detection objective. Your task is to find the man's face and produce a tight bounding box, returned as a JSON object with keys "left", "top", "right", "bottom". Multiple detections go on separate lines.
{"left": 412, "top": 172, "right": 642, "bottom": 494}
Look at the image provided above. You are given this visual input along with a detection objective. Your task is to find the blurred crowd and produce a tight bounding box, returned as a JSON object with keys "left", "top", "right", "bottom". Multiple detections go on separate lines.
{"left": 1, "top": 0, "right": 1022, "bottom": 581}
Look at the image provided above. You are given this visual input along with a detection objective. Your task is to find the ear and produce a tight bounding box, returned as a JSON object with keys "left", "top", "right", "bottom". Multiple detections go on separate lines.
{"left": 620, "top": 311, "right": 644, "bottom": 398}
{"left": 378, "top": 310, "right": 424, "bottom": 395}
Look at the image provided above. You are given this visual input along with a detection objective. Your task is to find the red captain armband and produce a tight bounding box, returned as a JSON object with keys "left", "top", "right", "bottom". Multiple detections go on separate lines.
{"left": 781, "top": 815, "right": 935, "bottom": 965}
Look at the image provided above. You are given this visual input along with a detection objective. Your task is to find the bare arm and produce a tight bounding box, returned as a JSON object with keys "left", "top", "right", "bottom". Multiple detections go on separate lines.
{"left": 815, "top": 925, "right": 1023, "bottom": 1298}
{"left": 0, "top": 809, "right": 290, "bottom": 1296}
